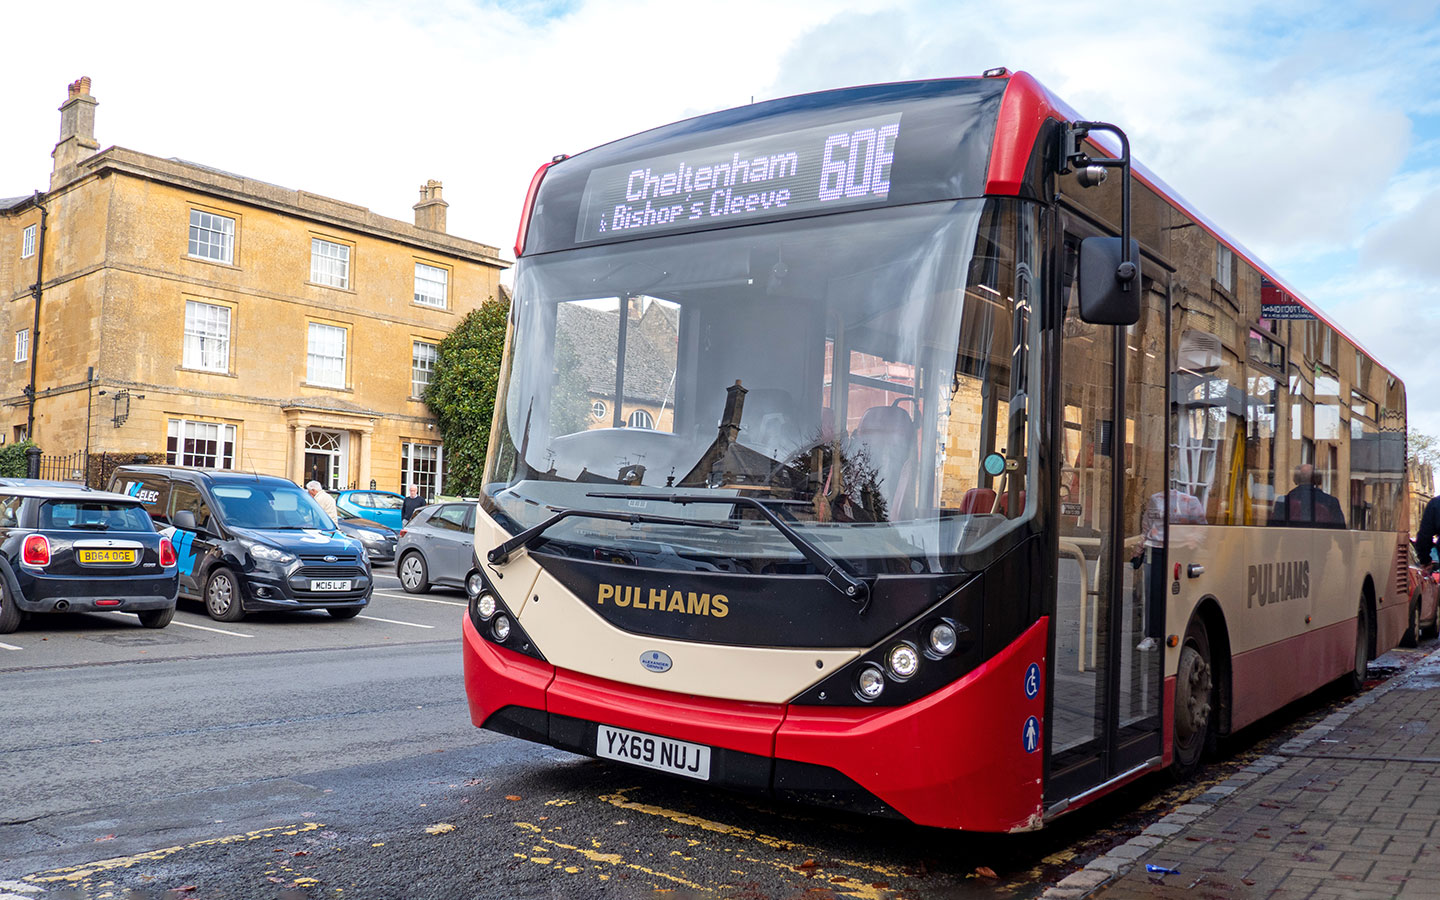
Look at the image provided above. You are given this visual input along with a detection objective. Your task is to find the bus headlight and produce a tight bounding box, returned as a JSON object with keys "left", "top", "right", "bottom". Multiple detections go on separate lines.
{"left": 927, "top": 622, "right": 958, "bottom": 657}
{"left": 476, "top": 593, "right": 497, "bottom": 620}
{"left": 493, "top": 614, "right": 512, "bottom": 642}
{"left": 854, "top": 664, "right": 886, "bottom": 701}
{"left": 886, "top": 643, "right": 920, "bottom": 680}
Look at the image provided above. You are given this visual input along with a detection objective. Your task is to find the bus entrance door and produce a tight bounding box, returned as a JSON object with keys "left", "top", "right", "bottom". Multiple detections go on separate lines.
{"left": 1047, "top": 230, "right": 1166, "bottom": 806}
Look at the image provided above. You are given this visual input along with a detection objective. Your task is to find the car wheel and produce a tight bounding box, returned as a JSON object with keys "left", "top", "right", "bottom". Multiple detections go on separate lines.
{"left": 0, "top": 579, "right": 19, "bottom": 634}
{"left": 204, "top": 568, "right": 246, "bottom": 622}
{"left": 399, "top": 552, "right": 430, "bottom": 594}
{"left": 1171, "top": 617, "right": 1215, "bottom": 779}
{"left": 137, "top": 607, "right": 175, "bottom": 629}
{"left": 327, "top": 607, "right": 362, "bottom": 619}
{"left": 1402, "top": 593, "right": 1421, "bottom": 648}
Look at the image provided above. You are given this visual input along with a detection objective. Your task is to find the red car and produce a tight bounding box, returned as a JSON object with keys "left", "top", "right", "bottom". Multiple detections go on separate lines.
{"left": 1404, "top": 539, "right": 1439, "bottom": 647}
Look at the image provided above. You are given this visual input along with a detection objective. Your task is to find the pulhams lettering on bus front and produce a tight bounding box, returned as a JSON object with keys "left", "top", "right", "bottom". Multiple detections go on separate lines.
{"left": 1247, "top": 560, "right": 1311, "bottom": 607}
{"left": 595, "top": 583, "right": 729, "bottom": 618}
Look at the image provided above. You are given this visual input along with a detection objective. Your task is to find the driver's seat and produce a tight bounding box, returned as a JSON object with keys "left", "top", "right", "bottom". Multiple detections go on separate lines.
{"left": 851, "top": 404, "right": 917, "bottom": 519}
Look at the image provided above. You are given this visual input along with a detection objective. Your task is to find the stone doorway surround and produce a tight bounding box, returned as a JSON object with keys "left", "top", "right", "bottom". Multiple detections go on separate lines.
{"left": 282, "top": 399, "right": 378, "bottom": 490}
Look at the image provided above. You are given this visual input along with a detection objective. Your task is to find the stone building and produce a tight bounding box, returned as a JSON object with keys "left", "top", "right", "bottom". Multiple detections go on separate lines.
{"left": 0, "top": 77, "right": 508, "bottom": 495}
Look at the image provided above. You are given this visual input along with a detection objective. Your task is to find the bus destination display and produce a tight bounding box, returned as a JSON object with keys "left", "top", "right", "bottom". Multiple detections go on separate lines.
{"left": 576, "top": 113, "right": 903, "bottom": 242}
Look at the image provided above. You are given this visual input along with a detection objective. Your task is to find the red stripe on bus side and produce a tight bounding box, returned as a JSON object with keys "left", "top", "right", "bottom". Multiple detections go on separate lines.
{"left": 1229, "top": 618, "right": 1357, "bottom": 730}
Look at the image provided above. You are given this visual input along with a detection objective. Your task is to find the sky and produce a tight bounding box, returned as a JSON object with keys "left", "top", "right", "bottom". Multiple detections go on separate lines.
{"left": 4, "top": 0, "right": 1440, "bottom": 433}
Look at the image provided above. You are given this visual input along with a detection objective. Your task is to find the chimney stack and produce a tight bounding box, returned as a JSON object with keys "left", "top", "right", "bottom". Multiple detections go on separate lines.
{"left": 52, "top": 76, "right": 99, "bottom": 188}
{"left": 413, "top": 180, "right": 448, "bottom": 232}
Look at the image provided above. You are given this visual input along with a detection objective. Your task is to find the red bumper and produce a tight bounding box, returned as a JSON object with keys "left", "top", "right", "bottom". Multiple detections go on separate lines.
{"left": 462, "top": 614, "right": 1049, "bottom": 832}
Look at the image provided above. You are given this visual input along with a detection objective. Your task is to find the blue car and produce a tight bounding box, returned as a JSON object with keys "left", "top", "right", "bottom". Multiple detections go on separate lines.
{"left": 333, "top": 490, "right": 405, "bottom": 530}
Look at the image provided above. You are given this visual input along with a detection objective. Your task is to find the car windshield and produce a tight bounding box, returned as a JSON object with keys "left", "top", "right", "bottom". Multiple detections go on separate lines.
{"left": 211, "top": 483, "right": 335, "bottom": 530}
{"left": 40, "top": 500, "right": 152, "bottom": 532}
{"left": 484, "top": 198, "right": 1041, "bottom": 575}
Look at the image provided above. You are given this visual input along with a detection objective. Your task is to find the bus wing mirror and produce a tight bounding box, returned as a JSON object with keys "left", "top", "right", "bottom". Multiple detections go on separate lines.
{"left": 1078, "top": 237, "right": 1141, "bottom": 326}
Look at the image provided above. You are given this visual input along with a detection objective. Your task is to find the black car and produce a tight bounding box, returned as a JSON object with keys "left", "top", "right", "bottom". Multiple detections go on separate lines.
{"left": 107, "top": 466, "right": 371, "bottom": 622}
{"left": 0, "top": 485, "right": 179, "bottom": 633}
{"left": 336, "top": 508, "right": 397, "bottom": 564}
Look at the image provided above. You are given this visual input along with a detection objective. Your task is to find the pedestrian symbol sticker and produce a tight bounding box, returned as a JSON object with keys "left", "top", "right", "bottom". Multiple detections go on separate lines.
{"left": 1022, "top": 716, "right": 1040, "bottom": 753}
{"left": 1024, "top": 663, "right": 1040, "bottom": 699}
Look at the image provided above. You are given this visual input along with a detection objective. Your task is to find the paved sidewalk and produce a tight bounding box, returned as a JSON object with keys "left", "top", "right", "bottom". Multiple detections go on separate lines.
{"left": 1047, "top": 648, "right": 1440, "bottom": 900}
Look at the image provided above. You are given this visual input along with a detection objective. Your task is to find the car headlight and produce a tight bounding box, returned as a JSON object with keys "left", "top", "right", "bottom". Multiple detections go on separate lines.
{"left": 358, "top": 530, "right": 384, "bottom": 544}
{"left": 241, "top": 540, "right": 294, "bottom": 564}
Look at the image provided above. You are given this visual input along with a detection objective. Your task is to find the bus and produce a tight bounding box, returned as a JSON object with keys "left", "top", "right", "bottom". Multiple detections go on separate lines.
{"left": 462, "top": 69, "right": 1409, "bottom": 832}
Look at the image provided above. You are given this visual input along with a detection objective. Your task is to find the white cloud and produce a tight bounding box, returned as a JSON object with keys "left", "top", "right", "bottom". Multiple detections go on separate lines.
{"left": 4, "top": 0, "right": 1439, "bottom": 428}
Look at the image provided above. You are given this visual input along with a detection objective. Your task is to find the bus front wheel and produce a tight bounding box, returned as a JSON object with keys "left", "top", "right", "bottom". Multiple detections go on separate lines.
{"left": 1172, "top": 618, "right": 1214, "bottom": 778}
{"left": 1347, "top": 599, "right": 1372, "bottom": 692}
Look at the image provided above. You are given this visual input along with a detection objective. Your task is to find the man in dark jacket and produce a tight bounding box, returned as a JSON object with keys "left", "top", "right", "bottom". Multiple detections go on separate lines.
{"left": 401, "top": 485, "right": 426, "bottom": 524}
{"left": 1269, "top": 463, "right": 1345, "bottom": 529}
{"left": 1416, "top": 493, "right": 1440, "bottom": 566}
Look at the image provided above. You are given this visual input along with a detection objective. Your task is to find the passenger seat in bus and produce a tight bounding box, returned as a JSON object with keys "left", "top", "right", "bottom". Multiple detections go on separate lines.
{"left": 851, "top": 404, "right": 917, "bottom": 519}
{"left": 959, "top": 488, "right": 997, "bottom": 514}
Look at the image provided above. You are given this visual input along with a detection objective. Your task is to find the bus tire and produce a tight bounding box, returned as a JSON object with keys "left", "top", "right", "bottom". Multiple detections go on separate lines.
{"left": 204, "top": 568, "right": 246, "bottom": 623}
{"left": 1346, "top": 599, "right": 1372, "bottom": 692}
{"left": 1402, "top": 593, "right": 1421, "bottom": 648}
{"left": 1171, "top": 618, "right": 1214, "bottom": 778}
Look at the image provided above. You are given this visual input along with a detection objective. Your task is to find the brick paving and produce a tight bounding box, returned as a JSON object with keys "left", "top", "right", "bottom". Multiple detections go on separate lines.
{"left": 1048, "top": 650, "right": 1440, "bottom": 900}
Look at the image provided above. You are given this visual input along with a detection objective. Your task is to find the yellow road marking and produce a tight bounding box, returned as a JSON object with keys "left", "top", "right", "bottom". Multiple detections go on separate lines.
{"left": 25, "top": 823, "right": 326, "bottom": 886}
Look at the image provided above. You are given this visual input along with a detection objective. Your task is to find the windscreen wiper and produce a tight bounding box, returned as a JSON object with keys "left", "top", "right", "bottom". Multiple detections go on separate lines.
{"left": 487, "top": 507, "right": 739, "bottom": 565}
{"left": 585, "top": 492, "right": 871, "bottom": 612}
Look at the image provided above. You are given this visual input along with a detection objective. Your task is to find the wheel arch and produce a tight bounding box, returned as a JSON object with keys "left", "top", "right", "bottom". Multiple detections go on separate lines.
{"left": 1188, "top": 595, "right": 1233, "bottom": 737}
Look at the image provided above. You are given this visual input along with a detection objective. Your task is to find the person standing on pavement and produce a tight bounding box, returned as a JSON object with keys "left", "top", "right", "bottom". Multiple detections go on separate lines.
{"left": 401, "top": 485, "right": 426, "bottom": 524}
{"left": 306, "top": 480, "right": 339, "bottom": 524}
{"left": 1415, "top": 492, "right": 1440, "bottom": 566}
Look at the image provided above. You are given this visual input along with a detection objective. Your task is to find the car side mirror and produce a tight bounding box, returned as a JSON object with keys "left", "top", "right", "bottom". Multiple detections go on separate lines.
{"left": 173, "top": 510, "right": 199, "bottom": 532}
{"left": 1078, "top": 236, "right": 1141, "bottom": 326}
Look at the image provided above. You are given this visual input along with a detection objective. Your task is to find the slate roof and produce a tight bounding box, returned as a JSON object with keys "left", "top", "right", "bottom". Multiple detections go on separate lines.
{"left": 0, "top": 195, "right": 33, "bottom": 212}
{"left": 556, "top": 301, "right": 678, "bottom": 404}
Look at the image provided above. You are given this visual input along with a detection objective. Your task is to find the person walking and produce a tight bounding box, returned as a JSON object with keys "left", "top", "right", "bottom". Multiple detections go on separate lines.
{"left": 401, "top": 485, "right": 426, "bottom": 523}
{"left": 306, "top": 480, "right": 339, "bottom": 523}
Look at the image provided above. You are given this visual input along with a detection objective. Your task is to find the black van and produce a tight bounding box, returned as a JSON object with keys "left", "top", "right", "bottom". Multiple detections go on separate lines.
{"left": 106, "top": 466, "right": 371, "bottom": 622}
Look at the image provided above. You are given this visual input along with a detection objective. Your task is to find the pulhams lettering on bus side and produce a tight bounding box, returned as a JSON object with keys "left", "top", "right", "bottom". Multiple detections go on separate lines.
{"left": 1247, "top": 560, "right": 1311, "bottom": 608}
{"left": 596, "top": 584, "right": 729, "bottom": 618}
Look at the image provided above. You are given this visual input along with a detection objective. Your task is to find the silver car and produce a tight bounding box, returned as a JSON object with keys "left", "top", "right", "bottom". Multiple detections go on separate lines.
{"left": 396, "top": 502, "right": 478, "bottom": 593}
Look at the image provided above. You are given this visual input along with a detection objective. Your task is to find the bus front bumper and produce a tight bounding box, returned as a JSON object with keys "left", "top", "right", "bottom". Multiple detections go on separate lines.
{"left": 462, "top": 615, "right": 1048, "bottom": 832}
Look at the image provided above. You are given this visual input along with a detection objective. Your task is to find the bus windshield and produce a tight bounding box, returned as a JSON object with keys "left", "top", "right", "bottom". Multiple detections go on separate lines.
{"left": 484, "top": 198, "right": 1040, "bottom": 575}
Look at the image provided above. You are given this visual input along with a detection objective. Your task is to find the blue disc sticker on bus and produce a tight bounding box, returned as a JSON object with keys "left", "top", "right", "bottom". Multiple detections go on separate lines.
{"left": 1024, "top": 663, "right": 1040, "bottom": 699}
{"left": 1022, "top": 716, "right": 1040, "bottom": 753}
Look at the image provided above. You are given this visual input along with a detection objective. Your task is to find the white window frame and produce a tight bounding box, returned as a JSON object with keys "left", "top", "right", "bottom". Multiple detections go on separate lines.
{"left": 306, "top": 322, "right": 348, "bottom": 388}
{"left": 627, "top": 409, "right": 655, "bottom": 429}
{"left": 166, "top": 419, "right": 237, "bottom": 469}
{"left": 411, "top": 340, "right": 438, "bottom": 398}
{"left": 414, "top": 263, "right": 449, "bottom": 308}
{"left": 183, "top": 300, "right": 232, "bottom": 373}
{"left": 21, "top": 225, "right": 36, "bottom": 260}
{"left": 310, "top": 238, "right": 351, "bottom": 289}
{"left": 401, "top": 442, "right": 443, "bottom": 498}
{"left": 1216, "top": 244, "right": 1234, "bottom": 292}
{"left": 188, "top": 210, "right": 235, "bottom": 264}
{"left": 14, "top": 329, "right": 28, "bottom": 364}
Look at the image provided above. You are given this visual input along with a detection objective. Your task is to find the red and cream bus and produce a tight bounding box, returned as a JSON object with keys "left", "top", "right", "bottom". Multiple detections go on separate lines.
{"left": 462, "top": 69, "right": 1408, "bottom": 832}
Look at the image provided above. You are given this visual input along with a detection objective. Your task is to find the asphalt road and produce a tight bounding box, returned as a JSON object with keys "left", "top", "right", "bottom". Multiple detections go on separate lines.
{"left": 1, "top": 567, "right": 1428, "bottom": 900}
